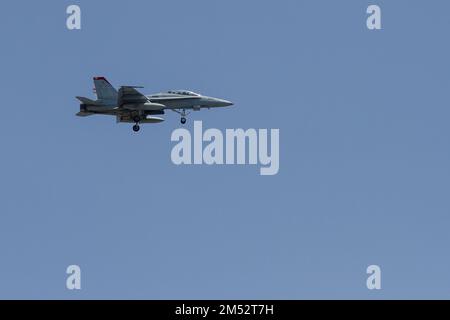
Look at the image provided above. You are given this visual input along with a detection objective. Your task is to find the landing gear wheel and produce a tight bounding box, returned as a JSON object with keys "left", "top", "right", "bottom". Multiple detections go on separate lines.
{"left": 132, "top": 124, "right": 140, "bottom": 132}
{"left": 181, "top": 117, "right": 187, "bottom": 124}
{"left": 133, "top": 116, "right": 141, "bottom": 123}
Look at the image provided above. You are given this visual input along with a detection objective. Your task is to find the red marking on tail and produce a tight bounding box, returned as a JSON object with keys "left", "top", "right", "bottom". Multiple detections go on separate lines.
{"left": 93, "top": 76, "right": 111, "bottom": 84}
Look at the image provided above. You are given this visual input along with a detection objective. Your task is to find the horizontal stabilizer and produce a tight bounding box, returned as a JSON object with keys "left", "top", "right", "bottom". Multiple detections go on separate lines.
{"left": 76, "top": 111, "right": 94, "bottom": 117}
{"left": 76, "top": 96, "right": 98, "bottom": 105}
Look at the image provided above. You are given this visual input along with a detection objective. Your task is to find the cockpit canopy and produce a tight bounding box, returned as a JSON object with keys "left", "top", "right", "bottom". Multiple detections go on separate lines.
{"left": 167, "top": 90, "right": 200, "bottom": 96}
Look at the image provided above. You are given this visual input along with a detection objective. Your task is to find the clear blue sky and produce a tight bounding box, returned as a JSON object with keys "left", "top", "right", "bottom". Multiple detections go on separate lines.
{"left": 1, "top": 0, "right": 450, "bottom": 299}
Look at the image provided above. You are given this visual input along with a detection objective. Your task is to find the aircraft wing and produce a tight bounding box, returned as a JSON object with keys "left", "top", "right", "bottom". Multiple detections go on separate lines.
{"left": 118, "top": 86, "right": 148, "bottom": 106}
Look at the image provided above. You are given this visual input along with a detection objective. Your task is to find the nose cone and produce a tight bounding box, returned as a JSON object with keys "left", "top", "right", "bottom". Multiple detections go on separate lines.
{"left": 219, "top": 99, "right": 234, "bottom": 107}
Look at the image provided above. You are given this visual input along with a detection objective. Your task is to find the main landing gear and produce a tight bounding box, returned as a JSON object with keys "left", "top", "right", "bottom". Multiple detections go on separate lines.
{"left": 132, "top": 115, "right": 141, "bottom": 132}
{"left": 181, "top": 117, "right": 186, "bottom": 124}
{"left": 133, "top": 115, "right": 141, "bottom": 132}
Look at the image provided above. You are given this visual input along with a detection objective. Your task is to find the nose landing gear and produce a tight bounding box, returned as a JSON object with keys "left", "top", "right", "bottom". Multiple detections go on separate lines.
{"left": 132, "top": 124, "right": 140, "bottom": 132}
{"left": 171, "top": 109, "right": 190, "bottom": 125}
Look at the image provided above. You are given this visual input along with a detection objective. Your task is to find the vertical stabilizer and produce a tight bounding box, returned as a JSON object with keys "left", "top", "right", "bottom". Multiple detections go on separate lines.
{"left": 93, "top": 77, "right": 118, "bottom": 101}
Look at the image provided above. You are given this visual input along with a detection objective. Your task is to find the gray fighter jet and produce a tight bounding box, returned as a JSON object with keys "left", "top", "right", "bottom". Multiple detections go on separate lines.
{"left": 76, "top": 77, "right": 234, "bottom": 132}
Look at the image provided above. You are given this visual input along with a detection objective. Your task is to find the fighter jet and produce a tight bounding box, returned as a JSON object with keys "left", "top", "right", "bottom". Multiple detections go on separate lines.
{"left": 76, "top": 77, "right": 234, "bottom": 132}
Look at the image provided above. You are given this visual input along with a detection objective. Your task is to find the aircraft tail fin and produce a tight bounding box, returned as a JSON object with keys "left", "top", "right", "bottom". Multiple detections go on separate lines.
{"left": 93, "top": 76, "right": 118, "bottom": 100}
